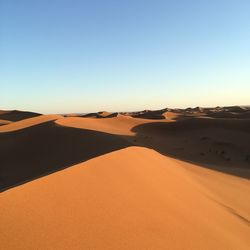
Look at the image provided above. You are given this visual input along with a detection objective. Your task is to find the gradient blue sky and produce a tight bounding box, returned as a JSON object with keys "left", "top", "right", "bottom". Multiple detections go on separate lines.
{"left": 1, "top": 0, "right": 250, "bottom": 113}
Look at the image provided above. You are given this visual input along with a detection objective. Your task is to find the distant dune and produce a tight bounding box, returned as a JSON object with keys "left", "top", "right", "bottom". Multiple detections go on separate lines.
{"left": 81, "top": 111, "right": 119, "bottom": 118}
{"left": 131, "top": 110, "right": 166, "bottom": 119}
{"left": 0, "top": 110, "right": 41, "bottom": 121}
{"left": 0, "top": 114, "right": 63, "bottom": 133}
{"left": 0, "top": 106, "right": 250, "bottom": 249}
{"left": 56, "top": 115, "right": 156, "bottom": 135}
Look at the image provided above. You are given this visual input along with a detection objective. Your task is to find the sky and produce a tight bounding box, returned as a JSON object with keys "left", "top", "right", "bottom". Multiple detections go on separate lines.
{"left": 1, "top": 0, "right": 250, "bottom": 113}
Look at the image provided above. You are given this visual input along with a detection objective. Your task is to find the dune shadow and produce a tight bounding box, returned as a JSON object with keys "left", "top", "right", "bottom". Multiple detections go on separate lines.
{"left": 0, "top": 121, "right": 132, "bottom": 192}
{"left": 80, "top": 112, "right": 118, "bottom": 118}
{"left": 0, "top": 110, "right": 41, "bottom": 122}
{"left": 131, "top": 118, "right": 250, "bottom": 179}
{"left": 132, "top": 114, "right": 165, "bottom": 120}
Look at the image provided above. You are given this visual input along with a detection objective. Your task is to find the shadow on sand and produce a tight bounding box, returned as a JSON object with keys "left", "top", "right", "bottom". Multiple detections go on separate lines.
{"left": 0, "top": 121, "right": 132, "bottom": 192}
{"left": 131, "top": 118, "right": 250, "bottom": 179}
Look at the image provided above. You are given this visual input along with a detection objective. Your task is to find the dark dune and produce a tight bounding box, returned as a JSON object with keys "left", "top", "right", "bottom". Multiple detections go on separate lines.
{"left": 81, "top": 111, "right": 118, "bottom": 118}
{"left": 80, "top": 112, "right": 99, "bottom": 118}
{"left": 132, "top": 118, "right": 250, "bottom": 179}
{"left": 207, "top": 111, "right": 250, "bottom": 119}
{"left": 185, "top": 106, "right": 204, "bottom": 113}
{"left": 225, "top": 106, "right": 248, "bottom": 113}
{"left": 131, "top": 110, "right": 166, "bottom": 120}
{"left": 0, "top": 121, "right": 132, "bottom": 191}
{"left": 152, "top": 117, "right": 250, "bottom": 132}
{"left": 0, "top": 110, "right": 41, "bottom": 121}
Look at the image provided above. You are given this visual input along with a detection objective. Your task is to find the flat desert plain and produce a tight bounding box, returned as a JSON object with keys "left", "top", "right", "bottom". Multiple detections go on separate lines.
{"left": 0, "top": 106, "right": 250, "bottom": 249}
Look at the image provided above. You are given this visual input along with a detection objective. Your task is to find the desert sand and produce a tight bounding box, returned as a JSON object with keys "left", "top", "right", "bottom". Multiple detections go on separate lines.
{"left": 0, "top": 119, "right": 12, "bottom": 126}
{"left": 0, "top": 106, "right": 249, "bottom": 249}
{"left": 0, "top": 110, "right": 41, "bottom": 121}
{"left": 0, "top": 114, "right": 63, "bottom": 133}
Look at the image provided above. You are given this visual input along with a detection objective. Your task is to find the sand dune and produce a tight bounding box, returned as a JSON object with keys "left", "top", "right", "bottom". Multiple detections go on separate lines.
{"left": 132, "top": 117, "right": 250, "bottom": 178}
{"left": 207, "top": 111, "right": 250, "bottom": 119}
{"left": 56, "top": 115, "right": 159, "bottom": 135}
{"left": 0, "top": 114, "right": 63, "bottom": 133}
{"left": 1, "top": 106, "right": 250, "bottom": 249}
{"left": 162, "top": 111, "right": 180, "bottom": 120}
{"left": 0, "top": 119, "right": 12, "bottom": 126}
{"left": 1, "top": 147, "right": 249, "bottom": 249}
{"left": 56, "top": 116, "right": 250, "bottom": 178}
{"left": 0, "top": 110, "right": 41, "bottom": 121}
{"left": 81, "top": 111, "right": 119, "bottom": 118}
{"left": 131, "top": 110, "right": 166, "bottom": 119}
{"left": 0, "top": 117, "right": 131, "bottom": 191}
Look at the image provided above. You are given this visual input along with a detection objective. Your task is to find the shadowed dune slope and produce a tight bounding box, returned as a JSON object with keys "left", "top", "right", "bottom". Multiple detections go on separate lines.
{"left": 0, "top": 120, "right": 132, "bottom": 191}
{"left": 0, "top": 147, "right": 249, "bottom": 250}
{"left": 132, "top": 111, "right": 166, "bottom": 119}
{"left": 0, "top": 110, "right": 41, "bottom": 121}
{"left": 207, "top": 111, "right": 250, "bottom": 119}
{"left": 81, "top": 111, "right": 119, "bottom": 118}
{"left": 132, "top": 118, "right": 250, "bottom": 178}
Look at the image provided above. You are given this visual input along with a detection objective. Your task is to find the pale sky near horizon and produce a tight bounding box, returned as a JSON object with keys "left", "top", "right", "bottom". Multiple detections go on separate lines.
{"left": 1, "top": 0, "right": 250, "bottom": 113}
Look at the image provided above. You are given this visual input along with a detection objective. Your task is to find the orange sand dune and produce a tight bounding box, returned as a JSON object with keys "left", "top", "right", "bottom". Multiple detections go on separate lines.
{"left": 0, "top": 119, "right": 12, "bottom": 126}
{"left": 179, "top": 159, "right": 250, "bottom": 224}
{"left": 1, "top": 147, "right": 249, "bottom": 249}
{"left": 0, "top": 117, "right": 131, "bottom": 191}
{"left": 162, "top": 111, "right": 180, "bottom": 120}
{"left": 56, "top": 116, "right": 250, "bottom": 178}
{"left": 0, "top": 114, "right": 63, "bottom": 133}
{"left": 1, "top": 108, "right": 250, "bottom": 249}
{"left": 56, "top": 115, "right": 170, "bottom": 135}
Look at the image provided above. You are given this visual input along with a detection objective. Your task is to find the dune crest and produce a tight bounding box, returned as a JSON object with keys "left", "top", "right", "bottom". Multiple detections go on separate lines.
{"left": 56, "top": 115, "right": 171, "bottom": 136}
{"left": 0, "top": 114, "right": 63, "bottom": 133}
{"left": 0, "top": 110, "right": 41, "bottom": 121}
{"left": 1, "top": 147, "right": 249, "bottom": 249}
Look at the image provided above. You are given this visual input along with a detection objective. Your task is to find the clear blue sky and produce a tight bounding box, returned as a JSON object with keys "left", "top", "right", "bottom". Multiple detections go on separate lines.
{"left": 1, "top": 0, "right": 249, "bottom": 113}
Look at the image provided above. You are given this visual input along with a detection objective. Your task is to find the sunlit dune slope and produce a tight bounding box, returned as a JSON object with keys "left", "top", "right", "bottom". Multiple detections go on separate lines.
{"left": 178, "top": 159, "right": 250, "bottom": 225}
{"left": 56, "top": 115, "right": 169, "bottom": 135}
{"left": 0, "top": 147, "right": 249, "bottom": 250}
{"left": 0, "top": 119, "right": 12, "bottom": 126}
{"left": 0, "top": 114, "right": 63, "bottom": 133}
